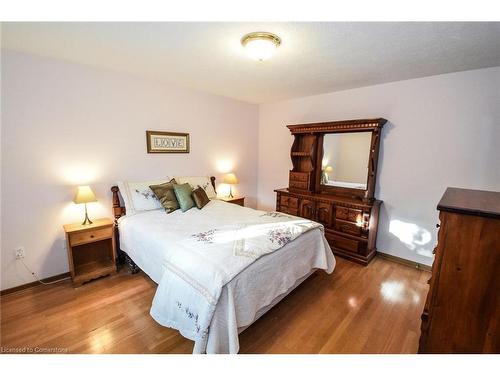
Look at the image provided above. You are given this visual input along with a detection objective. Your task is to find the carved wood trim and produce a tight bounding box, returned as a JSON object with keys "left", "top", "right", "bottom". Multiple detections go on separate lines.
{"left": 111, "top": 186, "right": 126, "bottom": 224}
{"left": 210, "top": 176, "right": 217, "bottom": 194}
{"left": 365, "top": 128, "right": 381, "bottom": 200}
{"left": 287, "top": 118, "right": 386, "bottom": 134}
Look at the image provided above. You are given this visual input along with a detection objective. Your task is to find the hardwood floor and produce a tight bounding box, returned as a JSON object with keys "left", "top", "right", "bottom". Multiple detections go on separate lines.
{"left": 0, "top": 256, "right": 429, "bottom": 354}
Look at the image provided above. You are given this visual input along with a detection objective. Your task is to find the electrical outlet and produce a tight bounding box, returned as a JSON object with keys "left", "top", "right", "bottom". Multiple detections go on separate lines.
{"left": 15, "top": 247, "right": 25, "bottom": 259}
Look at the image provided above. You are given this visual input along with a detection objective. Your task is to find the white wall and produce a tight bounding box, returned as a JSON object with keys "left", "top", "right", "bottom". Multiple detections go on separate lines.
{"left": 1, "top": 50, "right": 259, "bottom": 290}
{"left": 258, "top": 67, "right": 500, "bottom": 266}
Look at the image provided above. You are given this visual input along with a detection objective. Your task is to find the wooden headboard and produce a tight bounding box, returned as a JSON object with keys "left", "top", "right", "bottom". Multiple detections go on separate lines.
{"left": 111, "top": 176, "right": 217, "bottom": 223}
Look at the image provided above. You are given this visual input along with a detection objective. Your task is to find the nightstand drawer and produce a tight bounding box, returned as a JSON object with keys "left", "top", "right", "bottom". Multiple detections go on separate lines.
{"left": 69, "top": 226, "right": 113, "bottom": 246}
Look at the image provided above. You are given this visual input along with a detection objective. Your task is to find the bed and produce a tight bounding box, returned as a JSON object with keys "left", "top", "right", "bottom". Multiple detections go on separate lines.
{"left": 111, "top": 177, "right": 335, "bottom": 353}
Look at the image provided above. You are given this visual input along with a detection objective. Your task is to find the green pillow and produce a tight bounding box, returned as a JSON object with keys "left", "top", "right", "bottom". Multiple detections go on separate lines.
{"left": 173, "top": 183, "right": 195, "bottom": 212}
{"left": 149, "top": 179, "right": 179, "bottom": 213}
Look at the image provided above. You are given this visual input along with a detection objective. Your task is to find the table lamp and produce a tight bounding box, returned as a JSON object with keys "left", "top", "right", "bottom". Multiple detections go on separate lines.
{"left": 222, "top": 173, "right": 239, "bottom": 198}
{"left": 74, "top": 185, "right": 97, "bottom": 225}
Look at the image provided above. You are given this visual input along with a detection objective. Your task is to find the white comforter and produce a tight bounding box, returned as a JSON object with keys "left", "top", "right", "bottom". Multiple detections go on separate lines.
{"left": 118, "top": 200, "right": 335, "bottom": 353}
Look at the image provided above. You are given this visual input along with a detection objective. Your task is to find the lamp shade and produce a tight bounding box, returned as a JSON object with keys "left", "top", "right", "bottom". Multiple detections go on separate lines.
{"left": 324, "top": 165, "right": 333, "bottom": 173}
{"left": 74, "top": 185, "right": 97, "bottom": 204}
{"left": 223, "top": 173, "right": 239, "bottom": 185}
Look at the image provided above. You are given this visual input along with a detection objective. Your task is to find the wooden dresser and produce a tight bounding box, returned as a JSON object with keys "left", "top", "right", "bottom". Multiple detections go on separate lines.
{"left": 275, "top": 118, "right": 386, "bottom": 265}
{"left": 418, "top": 187, "right": 500, "bottom": 353}
{"left": 275, "top": 188, "right": 381, "bottom": 265}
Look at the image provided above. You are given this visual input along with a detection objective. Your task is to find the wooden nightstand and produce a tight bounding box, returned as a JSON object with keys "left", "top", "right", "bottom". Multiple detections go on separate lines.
{"left": 63, "top": 218, "right": 117, "bottom": 287}
{"left": 219, "top": 196, "right": 245, "bottom": 206}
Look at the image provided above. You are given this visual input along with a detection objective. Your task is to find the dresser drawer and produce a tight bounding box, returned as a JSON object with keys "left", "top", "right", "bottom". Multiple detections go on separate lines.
{"left": 69, "top": 226, "right": 113, "bottom": 246}
{"left": 326, "top": 233, "right": 360, "bottom": 253}
{"left": 280, "top": 195, "right": 289, "bottom": 207}
{"left": 335, "top": 207, "right": 349, "bottom": 220}
{"left": 348, "top": 209, "right": 362, "bottom": 222}
{"left": 289, "top": 197, "right": 299, "bottom": 208}
{"left": 335, "top": 220, "right": 361, "bottom": 236}
{"left": 290, "top": 180, "right": 308, "bottom": 190}
{"left": 335, "top": 206, "right": 362, "bottom": 223}
{"left": 290, "top": 171, "right": 309, "bottom": 182}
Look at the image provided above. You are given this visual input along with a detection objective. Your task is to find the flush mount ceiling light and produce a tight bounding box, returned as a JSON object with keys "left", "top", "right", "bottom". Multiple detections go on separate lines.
{"left": 241, "top": 32, "right": 281, "bottom": 61}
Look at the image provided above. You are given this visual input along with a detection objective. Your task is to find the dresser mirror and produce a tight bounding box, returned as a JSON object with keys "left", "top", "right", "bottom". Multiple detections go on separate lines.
{"left": 320, "top": 132, "right": 372, "bottom": 190}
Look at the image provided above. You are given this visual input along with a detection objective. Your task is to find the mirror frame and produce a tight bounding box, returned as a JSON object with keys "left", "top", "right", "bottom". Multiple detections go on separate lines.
{"left": 287, "top": 118, "right": 386, "bottom": 201}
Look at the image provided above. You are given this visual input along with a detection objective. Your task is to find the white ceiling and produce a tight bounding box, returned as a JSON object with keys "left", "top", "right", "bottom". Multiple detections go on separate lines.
{"left": 2, "top": 22, "right": 500, "bottom": 103}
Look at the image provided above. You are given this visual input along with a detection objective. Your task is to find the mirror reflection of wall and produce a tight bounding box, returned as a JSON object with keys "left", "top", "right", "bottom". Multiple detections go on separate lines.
{"left": 322, "top": 132, "right": 371, "bottom": 189}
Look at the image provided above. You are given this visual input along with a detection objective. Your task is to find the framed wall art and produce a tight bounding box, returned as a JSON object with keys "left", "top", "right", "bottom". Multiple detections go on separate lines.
{"left": 146, "top": 131, "right": 190, "bottom": 153}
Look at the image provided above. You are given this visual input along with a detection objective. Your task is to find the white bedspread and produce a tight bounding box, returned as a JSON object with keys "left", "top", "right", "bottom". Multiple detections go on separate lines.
{"left": 118, "top": 200, "right": 335, "bottom": 353}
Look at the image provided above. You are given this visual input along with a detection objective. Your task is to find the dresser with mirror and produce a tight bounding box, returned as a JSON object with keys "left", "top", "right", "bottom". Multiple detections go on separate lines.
{"left": 275, "top": 118, "right": 386, "bottom": 265}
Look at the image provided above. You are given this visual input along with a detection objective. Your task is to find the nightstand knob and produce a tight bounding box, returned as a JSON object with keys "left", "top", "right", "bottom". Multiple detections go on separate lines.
{"left": 90, "top": 234, "right": 94, "bottom": 238}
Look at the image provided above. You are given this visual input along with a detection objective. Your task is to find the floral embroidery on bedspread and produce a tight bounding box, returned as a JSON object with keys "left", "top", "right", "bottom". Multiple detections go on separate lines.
{"left": 191, "top": 229, "right": 217, "bottom": 243}
{"left": 267, "top": 226, "right": 294, "bottom": 247}
{"left": 175, "top": 301, "right": 208, "bottom": 338}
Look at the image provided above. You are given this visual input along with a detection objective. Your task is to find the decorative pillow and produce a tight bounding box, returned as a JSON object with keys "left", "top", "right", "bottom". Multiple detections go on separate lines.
{"left": 117, "top": 179, "right": 169, "bottom": 216}
{"left": 149, "top": 179, "right": 179, "bottom": 213}
{"left": 173, "top": 183, "right": 195, "bottom": 212}
{"left": 174, "top": 176, "right": 216, "bottom": 199}
{"left": 192, "top": 186, "right": 210, "bottom": 209}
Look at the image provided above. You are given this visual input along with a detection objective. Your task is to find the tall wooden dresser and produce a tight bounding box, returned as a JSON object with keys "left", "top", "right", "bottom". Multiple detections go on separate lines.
{"left": 418, "top": 187, "right": 500, "bottom": 353}
{"left": 275, "top": 118, "right": 386, "bottom": 265}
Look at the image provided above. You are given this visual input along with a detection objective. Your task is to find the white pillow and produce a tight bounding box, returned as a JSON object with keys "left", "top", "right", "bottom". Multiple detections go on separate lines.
{"left": 117, "top": 179, "right": 169, "bottom": 216}
{"left": 174, "top": 176, "right": 217, "bottom": 199}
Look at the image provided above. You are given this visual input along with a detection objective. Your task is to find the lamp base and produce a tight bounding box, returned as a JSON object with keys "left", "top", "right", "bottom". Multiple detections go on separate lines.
{"left": 81, "top": 203, "right": 93, "bottom": 226}
{"left": 227, "top": 185, "right": 234, "bottom": 198}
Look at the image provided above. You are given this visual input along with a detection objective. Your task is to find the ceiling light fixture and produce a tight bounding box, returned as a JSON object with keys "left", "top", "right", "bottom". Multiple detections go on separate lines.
{"left": 241, "top": 32, "right": 281, "bottom": 61}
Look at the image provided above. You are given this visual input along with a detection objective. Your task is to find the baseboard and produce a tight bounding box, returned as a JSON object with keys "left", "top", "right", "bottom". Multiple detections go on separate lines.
{"left": 377, "top": 252, "right": 432, "bottom": 272}
{"left": 0, "top": 272, "right": 71, "bottom": 296}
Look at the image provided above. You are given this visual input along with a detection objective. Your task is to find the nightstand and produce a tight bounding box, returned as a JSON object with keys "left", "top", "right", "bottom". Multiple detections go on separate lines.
{"left": 219, "top": 196, "right": 245, "bottom": 207}
{"left": 63, "top": 218, "right": 117, "bottom": 287}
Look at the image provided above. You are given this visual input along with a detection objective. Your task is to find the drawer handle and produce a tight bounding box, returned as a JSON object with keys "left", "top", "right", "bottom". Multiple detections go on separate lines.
{"left": 90, "top": 234, "right": 95, "bottom": 238}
